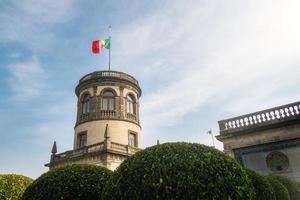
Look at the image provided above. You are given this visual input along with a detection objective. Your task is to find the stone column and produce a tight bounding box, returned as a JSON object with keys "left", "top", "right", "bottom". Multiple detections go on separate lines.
{"left": 119, "top": 86, "right": 125, "bottom": 119}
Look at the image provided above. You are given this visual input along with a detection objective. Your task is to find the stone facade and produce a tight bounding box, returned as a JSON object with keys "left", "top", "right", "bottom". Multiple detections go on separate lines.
{"left": 46, "top": 71, "right": 142, "bottom": 171}
{"left": 216, "top": 101, "right": 300, "bottom": 181}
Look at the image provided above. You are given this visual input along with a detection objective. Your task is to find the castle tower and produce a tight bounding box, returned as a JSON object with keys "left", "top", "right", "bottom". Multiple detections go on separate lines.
{"left": 46, "top": 70, "right": 142, "bottom": 170}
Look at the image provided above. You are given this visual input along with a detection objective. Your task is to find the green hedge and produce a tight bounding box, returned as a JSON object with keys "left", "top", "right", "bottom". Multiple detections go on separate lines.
{"left": 244, "top": 169, "right": 276, "bottom": 200}
{"left": 22, "top": 164, "right": 112, "bottom": 200}
{"left": 0, "top": 174, "right": 32, "bottom": 200}
{"left": 267, "top": 176, "right": 290, "bottom": 200}
{"left": 270, "top": 175, "right": 300, "bottom": 200}
{"left": 102, "top": 142, "right": 255, "bottom": 200}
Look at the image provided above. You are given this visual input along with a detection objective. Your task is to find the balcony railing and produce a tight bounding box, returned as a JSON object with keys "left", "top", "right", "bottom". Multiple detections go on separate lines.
{"left": 78, "top": 111, "right": 116, "bottom": 123}
{"left": 219, "top": 101, "right": 300, "bottom": 134}
{"left": 126, "top": 113, "right": 137, "bottom": 120}
{"left": 100, "top": 110, "right": 116, "bottom": 117}
{"left": 80, "top": 113, "right": 89, "bottom": 121}
{"left": 110, "top": 142, "right": 139, "bottom": 154}
{"left": 53, "top": 142, "right": 105, "bottom": 162}
{"left": 79, "top": 71, "right": 139, "bottom": 86}
{"left": 51, "top": 141, "right": 140, "bottom": 164}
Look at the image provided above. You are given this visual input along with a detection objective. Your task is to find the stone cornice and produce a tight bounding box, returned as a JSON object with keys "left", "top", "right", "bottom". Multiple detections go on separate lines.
{"left": 74, "top": 117, "right": 141, "bottom": 129}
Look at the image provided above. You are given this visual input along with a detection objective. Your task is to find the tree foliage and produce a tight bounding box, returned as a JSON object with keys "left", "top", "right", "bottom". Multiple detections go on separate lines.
{"left": 267, "top": 176, "right": 290, "bottom": 200}
{"left": 270, "top": 175, "right": 300, "bottom": 200}
{"left": 244, "top": 169, "right": 276, "bottom": 200}
{"left": 0, "top": 174, "right": 32, "bottom": 200}
{"left": 22, "top": 164, "right": 112, "bottom": 200}
{"left": 102, "top": 142, "right": 255, "bottom": 200}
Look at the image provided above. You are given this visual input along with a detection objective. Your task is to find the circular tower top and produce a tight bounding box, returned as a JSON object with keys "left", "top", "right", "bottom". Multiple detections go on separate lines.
{"left": 75, "top": 70, "right": 142, "bottom": 126}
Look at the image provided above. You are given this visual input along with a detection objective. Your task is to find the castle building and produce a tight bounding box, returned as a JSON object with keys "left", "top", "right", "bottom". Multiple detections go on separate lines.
{"left": 216, "top": 101, "right": 300, "bottom": 181}
{"left": 46, "top": 70, "right": 142, "bottom": 170}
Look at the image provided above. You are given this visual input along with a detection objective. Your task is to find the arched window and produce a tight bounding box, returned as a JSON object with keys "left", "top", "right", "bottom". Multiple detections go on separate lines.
{"left": 126, "top": 94, "right": 136, "bottom": 114}
{"left": 102, "top": 90, "right": 115, "bottom": 111}
{"left": 82, "top": 94, "right": 90, "bottom": 114}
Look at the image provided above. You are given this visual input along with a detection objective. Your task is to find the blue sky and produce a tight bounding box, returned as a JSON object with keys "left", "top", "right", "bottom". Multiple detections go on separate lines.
{"left": 1, "top": 0, "right": 300, "bottom": 178}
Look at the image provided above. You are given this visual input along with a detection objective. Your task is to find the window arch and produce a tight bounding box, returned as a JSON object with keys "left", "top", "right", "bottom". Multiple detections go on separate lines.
{"left": 126, "top": 94, "right": 136, "bottom": 114}
{"left": 101, "top": 90, "right": 115, "bottom": 111}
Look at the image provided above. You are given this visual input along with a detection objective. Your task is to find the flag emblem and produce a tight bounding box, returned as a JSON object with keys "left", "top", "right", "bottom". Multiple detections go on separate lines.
{"left": 92, "top": 39, "right": 110, "bottom": 54}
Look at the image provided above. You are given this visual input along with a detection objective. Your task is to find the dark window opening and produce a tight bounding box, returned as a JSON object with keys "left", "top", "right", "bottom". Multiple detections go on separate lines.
{"left": 78, "top": 132, "right": 87, "bottom": 148}
{"left": 82, "top": 95, "right": 90, "bottom": 114}
{"left": 128, "top": 132, "right": 137, "bottom": 147}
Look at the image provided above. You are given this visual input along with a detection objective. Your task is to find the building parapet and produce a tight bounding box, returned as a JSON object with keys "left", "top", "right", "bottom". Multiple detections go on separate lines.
{"left": 76, "top": 70, "right": 141, "bottom": 97}
{"left": 79, "top": 71, "right": 139, "bottom": 85}
{"left": 218, "top": 101, "right": 300, "bottom": 136}
{"left": 46, "top": 141, "right": 140, "bottom": 167}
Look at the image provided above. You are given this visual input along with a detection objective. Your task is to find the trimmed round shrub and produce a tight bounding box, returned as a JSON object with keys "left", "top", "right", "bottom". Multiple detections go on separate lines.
{"left": 102, "top": 142, "right": 255, "bottom": 200}
{"left": 244, "top": 169, "right": 276, "bottom": 200}
{"left": 270, "top": 175, "right": 300, "bottom": 200}
{"left": 267, "top": 176, "right": 290, "bottom": 200}
{"left": 22, "top": 164, "right": 112, "bottom": 200}
{"left": 0, "top": 174, "right": 32, "bottom": 200}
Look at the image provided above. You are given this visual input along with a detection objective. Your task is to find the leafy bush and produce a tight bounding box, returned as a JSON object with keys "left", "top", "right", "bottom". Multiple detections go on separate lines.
{"left": 22, "top": 164, "right": 112, "bottom": 200}
{"left": 267, "top": 176, "right": 290, "bottom": 200}
{"left": 102, "top": 142, "right": 255, "bottom": 200}
{"left": 244, "top": 169, "right": 276, "bottom": 200}
{"left": 270, "top": 175, "right": 300, "bottom": 200}
{"left": 0, "top": 174, "right": 32, "bottom": 200}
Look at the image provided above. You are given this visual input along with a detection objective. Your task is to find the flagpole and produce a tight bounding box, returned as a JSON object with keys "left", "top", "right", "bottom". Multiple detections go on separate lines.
{"left": 109, "top": 36, "right": 111, "bottom": 71}
{"left": 208, "top": 129, "right": 215, "bottom": 147}
{"left": 108, "top": 26, "right": 111, "bottom": 71}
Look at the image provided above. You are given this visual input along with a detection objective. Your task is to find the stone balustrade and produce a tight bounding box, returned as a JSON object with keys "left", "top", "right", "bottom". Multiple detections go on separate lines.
{"left": 53, "top": 142, "right": 105, "bottom": 162}
{"left": 79, "top": 70, "right": 139, "bottom": 86}
{"left": 110, "top": 142, "right": 139, "bottom": 154}
{"left": 219, "top": 101, "right": 300, "bottom": 135}
{"left": 50, "top": 141, "right": 140, "bottom": 164}
{"left": 100, "top": 110, "right": 116, "bottom": 117}
{"left": 126, "top": 113, "right": 137, "bottom": 120}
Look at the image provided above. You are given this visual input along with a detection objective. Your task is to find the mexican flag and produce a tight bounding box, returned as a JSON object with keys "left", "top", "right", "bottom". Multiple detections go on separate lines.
{"left": 92, "top": 38, "right": 110, "bottom": 54}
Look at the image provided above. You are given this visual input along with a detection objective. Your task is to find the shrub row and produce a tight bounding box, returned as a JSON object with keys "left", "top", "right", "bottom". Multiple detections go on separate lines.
{"left": 236, "top": 167, "right": 300, "bottom": 200}
{"left": 22, "top": 164, "right": 112, "bottom": 200}
{"left": 3, "top": 142, "right": 298, "bottom": 200}
{"left": 267, "top": 176, "right": 290, "bottom": 200}
{"left": 0, "top": 174, "right": 32, "bottom": 200}
{"left": 270, "top": 174, "right": 300, "bottom": 200}
{"left": 244, "top": 168, "right": 276, "bottom": 200}
{"left": 102, "top": 142, "right": 254, "bottom": 200}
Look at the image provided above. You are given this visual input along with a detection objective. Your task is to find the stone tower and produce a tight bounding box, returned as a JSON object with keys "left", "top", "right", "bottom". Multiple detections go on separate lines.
{"left": 46, "top": 70, "right": 142, "bottom": 170}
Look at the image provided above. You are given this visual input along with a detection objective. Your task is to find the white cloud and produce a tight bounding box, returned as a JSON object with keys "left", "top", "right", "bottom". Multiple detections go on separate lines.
{"left": 2, "top": 0, "right": 300, "bottom": 177}
{"left": 113, "top": 0, "right": 300, "bottom": 136}
{"left": 16, "top": 0, "right": 74, "bottom": 23}
{"left": 8, "top": 56, "right": 47, "bottom": 101}
{"left": 0, "top": 0, "right": 75, "bottom": 50}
